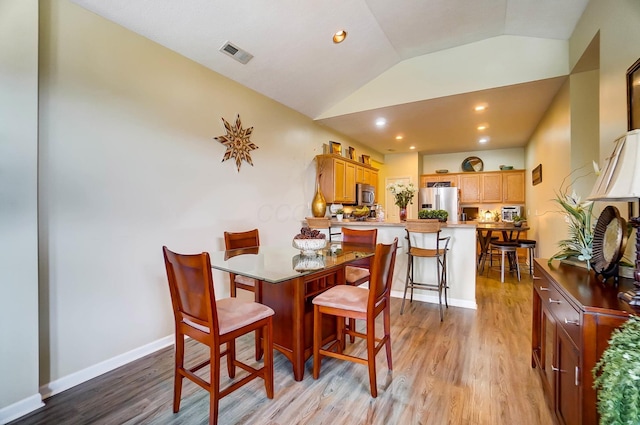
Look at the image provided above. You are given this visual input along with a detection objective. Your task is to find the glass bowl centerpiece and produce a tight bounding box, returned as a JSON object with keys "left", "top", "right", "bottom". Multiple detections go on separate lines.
{"left": 293, "top": 227, "right": 327, "bottom": 255}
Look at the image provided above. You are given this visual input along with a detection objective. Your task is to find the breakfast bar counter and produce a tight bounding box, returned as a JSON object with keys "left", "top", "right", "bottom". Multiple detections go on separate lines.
{"left": 328, "top": 219, "right": 478, "bottom": 310}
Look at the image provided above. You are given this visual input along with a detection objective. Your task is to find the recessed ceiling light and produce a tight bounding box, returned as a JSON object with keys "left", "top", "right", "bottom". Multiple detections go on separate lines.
{"left": 474, "top": 104, "right": 488, "bottom": 112}
{"left": 396, "top": 135, "right": 403, "bottom": 140}
{"left": 479, "top": 137, "right": 489, "bottom": 144}
{"left": 333, "top": 30, "right": 347, "bottom": 44}
{"left": 409, "top": 146, "right": 415, "bottom": 150}
{"left": 477, "top": 124, "right": 488, "bottom": 131}
{"left": 375, "top": 118, "right": 386, "bottom": 127}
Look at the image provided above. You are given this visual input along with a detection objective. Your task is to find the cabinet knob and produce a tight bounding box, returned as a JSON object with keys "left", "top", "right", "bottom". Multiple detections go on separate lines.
{"left": 551, "top": 365, "right": 560, "bottom": 372}
{"left": 564, "top": 318, "right": 579, "bottom": 326}
{"left": 539, "top": 286, "right": 550, "bottom": 291}
{"left": 549, "top": 298, "right": 562, "bottom": 304}
{"left": 533, "top": 275, "right": 541, "bottom": 280}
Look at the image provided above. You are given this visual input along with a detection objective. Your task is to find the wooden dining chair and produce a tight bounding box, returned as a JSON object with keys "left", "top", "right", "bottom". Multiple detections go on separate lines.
{"left": 341, "top": 227, "right": 378, "bottom": 342}
{"left": 312, "top": 237, "right": 398, "bottom": 397}
{"left": 163, "top": 246, "right": 275, "bottom": 425}
{"left": 223, "top": 229, "right": 260, "bottom": 297}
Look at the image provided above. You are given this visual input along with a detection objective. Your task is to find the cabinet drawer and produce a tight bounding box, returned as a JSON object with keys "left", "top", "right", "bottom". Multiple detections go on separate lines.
{"left": 537, "top": 278, "right": 581, "bottom": 347}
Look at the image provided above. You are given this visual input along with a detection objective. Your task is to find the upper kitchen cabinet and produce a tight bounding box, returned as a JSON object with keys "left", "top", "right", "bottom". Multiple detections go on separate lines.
{"left": 317, "top": 155, "right": 377, "bottom": 204}
{"left": 455, "top": 170, "right": 525, "bottom": 204}
{"left": 420, "top": 174, "right": 459, "bottom": 188}
{"left": 502, "top": 171, "right": 525, "bottom": 203}
{"left": 459, "top": 174, "right": 480, "bottom": 203}
{"left": 481, "top": 173, "right": 503, "bottom": 203}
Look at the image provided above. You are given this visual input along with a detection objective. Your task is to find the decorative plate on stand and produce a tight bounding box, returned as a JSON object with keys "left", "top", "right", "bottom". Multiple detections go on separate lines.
{"left": 462, "top": 156, "right": 484, "bottom": 172}
{"left": 591, "top": 205, "right": 628, "bottom": 282}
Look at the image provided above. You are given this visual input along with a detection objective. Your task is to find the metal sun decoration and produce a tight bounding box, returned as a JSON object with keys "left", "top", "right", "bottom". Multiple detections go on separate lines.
{"left": 214, "top": 114, "right": 258, "bottom": 172}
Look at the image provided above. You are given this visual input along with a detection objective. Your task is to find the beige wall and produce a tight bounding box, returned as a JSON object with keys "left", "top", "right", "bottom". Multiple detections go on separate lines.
{"left": 0, "top": 0, "right": 42, "bottom": 418}
{"left": 526, "top": 0, "right": 640, "bottom": 259}
{"left": 525, "top": 80, "right": 571, "bottom": 259}
{"left": 1, "top": 0, "right": 376, "bottom": 415}
{"left": 422, "top": 147, "right": 525, "bottom": 174}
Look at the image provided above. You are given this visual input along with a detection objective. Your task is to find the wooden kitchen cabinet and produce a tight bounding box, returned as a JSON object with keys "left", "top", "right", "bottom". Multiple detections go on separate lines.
{"left": 316, "top": 155, "right": 376, "bottom": 204}
{"left": 420, "top": 174, "right": 459, "bottom": 188}
{"left": 503, "top": 171, "right": 525, "bottom": 203}
{"left": 481, "top": 173, "right": 502, "bottom": 202}
{"left": 532, "top": 260, "right": 633, "bottom": 425}
{"left": 458, "top": 174, "right": 480, "bottom": 203}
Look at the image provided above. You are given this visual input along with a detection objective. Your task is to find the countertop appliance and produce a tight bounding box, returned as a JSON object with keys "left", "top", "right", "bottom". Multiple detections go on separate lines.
{"left": 356, "top": 183, "right": 375, "bottom": 207}
{"left": 501, "top": 206, "right": 521, "bottom": 222}
{"left": 418, "top": 187, "right": 460, "bottom": 222}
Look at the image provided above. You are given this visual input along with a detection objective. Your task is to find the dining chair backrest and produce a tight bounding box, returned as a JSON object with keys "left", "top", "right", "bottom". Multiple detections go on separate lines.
{"left": 368, "top": 237, "right": 399, "bottom": 308}
{"left": 342, "top": 227, "right": 378, "bottom": 245}
{"left": 224, "top": 229, "right": 260, "bottom": 250}
{"left": 163, "top": 247, "right": 220, "bottom": 339}
{"left": 405, "top": 219, "right": 443, "bottom": 250}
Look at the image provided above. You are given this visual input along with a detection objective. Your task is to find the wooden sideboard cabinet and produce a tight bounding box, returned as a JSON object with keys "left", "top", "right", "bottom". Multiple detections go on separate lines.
{"left": 532, "top": 260, "right": 634, "bottom": 425}
{"left": 420, "top": 174, "right": 459, "bottom": 188}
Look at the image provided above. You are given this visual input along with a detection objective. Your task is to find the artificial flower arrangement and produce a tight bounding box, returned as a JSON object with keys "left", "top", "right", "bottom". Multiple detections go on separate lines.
{"left": 548, "top": 166, "right": 596, "bottom": 269}
{"left": 386, "top": 182, "right": 416, "bottom": 208}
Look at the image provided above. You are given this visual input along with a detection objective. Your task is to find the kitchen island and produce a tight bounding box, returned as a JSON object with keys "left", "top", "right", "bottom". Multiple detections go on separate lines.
{"left": 325, "top": 219, "right": 478, "bottom": 310}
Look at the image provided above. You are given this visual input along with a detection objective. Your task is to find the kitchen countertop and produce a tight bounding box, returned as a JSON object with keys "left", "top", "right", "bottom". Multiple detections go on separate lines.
{"left": 328, "top": 219, "right": 477, "bottom": 228}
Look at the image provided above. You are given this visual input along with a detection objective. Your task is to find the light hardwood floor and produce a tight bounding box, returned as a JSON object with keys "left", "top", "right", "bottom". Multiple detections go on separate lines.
{"left": 11, "top": 269, "right": 554, "bottom": 425}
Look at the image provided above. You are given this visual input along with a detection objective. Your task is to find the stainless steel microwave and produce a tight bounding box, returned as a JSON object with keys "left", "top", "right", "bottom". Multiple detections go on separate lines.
{"left": 356, "top": 183, "right": 375, "bottom": 206}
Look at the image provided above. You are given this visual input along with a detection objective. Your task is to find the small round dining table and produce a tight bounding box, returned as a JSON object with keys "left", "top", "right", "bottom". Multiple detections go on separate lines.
{"left": 476, "top": 222, "right": 530, "bottom": 271}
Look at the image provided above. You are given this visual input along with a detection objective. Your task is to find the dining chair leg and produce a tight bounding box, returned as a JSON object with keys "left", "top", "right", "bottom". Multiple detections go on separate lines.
{"left": 337, "top": 314, "right": 346, "bottom": 353}
{"left": 366, "top": 319, "right": 378, "bottom": 398}
{"left": 210, "top": 346, "right": 221, "bottom": 425}
{"left": 313, "top": 305, "right": 322, "bottom": 379}
{"left": 173, "top": 334, "right": 185, "bottom": 413}
{"left": 227, "top": 340, "right": 236, "bottom": 378}
{"left": 264, "top": 320, "right": 274, "bottom": 398}
{"left": 384, "top": 304, "right": 392, "bottom": 370}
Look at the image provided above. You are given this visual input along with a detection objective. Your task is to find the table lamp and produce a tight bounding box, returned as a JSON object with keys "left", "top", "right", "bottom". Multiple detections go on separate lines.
{"left": 588, "top": 129, "right": 640, "bottom": 305}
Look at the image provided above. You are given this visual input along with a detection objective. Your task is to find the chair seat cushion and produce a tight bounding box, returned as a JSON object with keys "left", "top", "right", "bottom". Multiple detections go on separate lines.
{"left": 345, "top": 266, "right": 370, "bottom": 284}
{"left": 235, "top": 274, "right": 257, "bottom": 286}
{"left": 312, "top": 285, "right": 369, "bottom": 313}
{"left": 217, "top": 298, "right": 274, "bottom": 335}
{"left": 517, "top": 239, "right": 537, "bottom": 246}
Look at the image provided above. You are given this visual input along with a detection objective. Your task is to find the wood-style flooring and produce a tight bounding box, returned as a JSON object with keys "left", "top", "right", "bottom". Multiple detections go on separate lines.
{"left": 11, "top": 268, "right": 553, "bottom": 425}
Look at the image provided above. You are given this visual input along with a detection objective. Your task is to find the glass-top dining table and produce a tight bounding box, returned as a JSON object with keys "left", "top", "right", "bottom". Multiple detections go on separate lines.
{"left": 209, "top": 242, "right": 375, "bottom": 381}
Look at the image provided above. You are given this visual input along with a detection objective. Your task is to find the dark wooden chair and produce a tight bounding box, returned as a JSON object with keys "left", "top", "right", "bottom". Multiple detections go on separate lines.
{"left": 341, "top": 227, "right": 378, "bottom": 341}
{"left": 163, "top": 246, "right": 275, "bottom": 425}
{"left": 312, "top": 237, "right": 398, "bottom": 397}
{"left": 223, "top": 229, "right": 260, "bottom": 297}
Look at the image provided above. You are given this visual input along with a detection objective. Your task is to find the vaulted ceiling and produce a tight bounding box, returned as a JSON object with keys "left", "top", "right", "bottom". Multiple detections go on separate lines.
{"left": 71, "top": 0, "right": 590, "bottom": 155}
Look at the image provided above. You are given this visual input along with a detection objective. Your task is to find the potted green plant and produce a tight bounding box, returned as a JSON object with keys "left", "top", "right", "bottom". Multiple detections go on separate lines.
{"left": 593, "top": 316, "right": 640, "bottom": 425}
{"left": 512, "top": 215, "right": 525, "bottom": 227}
{"left": 335, "top": 208, "right": 344, "bottom": 222}
{"left": 418, "top": 209, "right": 448, "bottom": 222}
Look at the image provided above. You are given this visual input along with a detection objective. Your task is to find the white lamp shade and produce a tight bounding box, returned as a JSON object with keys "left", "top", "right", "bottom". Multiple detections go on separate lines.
{"left": 588, "top": 129, "right": 640, "bottom": 201}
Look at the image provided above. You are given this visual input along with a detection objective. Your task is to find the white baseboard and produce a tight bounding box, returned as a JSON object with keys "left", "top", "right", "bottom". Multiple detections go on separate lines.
{"left": 39, "top": 335, "right": 174, "bottom": 400}
{"left": 390, "top": 289, "right": 477, "bottom": 310}
{"left": 0, "top": 393, "right": 44, "bottom": 425}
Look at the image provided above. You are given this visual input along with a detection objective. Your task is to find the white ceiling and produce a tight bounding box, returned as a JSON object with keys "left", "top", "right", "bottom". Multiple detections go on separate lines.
{"left": 70, "top": 0, "right": 589, "bottom": 155}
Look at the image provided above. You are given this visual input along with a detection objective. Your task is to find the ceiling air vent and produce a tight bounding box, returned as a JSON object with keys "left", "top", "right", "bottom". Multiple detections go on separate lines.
{"left": 219, "top": 41, "right": 253, "bottom": 64}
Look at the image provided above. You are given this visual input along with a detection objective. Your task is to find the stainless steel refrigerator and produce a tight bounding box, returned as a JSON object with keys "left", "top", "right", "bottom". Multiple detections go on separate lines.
{"left": 418, "top": 187, "right": 460, "bottom": 222}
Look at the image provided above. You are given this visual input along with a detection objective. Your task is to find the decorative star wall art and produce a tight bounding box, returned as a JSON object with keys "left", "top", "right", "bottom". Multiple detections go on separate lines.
{"left": 213, "top": 114, "right": 258, "bottom": 172}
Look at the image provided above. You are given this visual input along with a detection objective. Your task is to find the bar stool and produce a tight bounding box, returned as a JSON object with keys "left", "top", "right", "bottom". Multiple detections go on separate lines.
{"left": 516, "top": 239, "right": 537, "bottom": 274}
{"left": 486, "top": 240, "right": 521, "bottom": 282}
{"left": 402, "top": 219, "right": 451, "bottom": 321}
